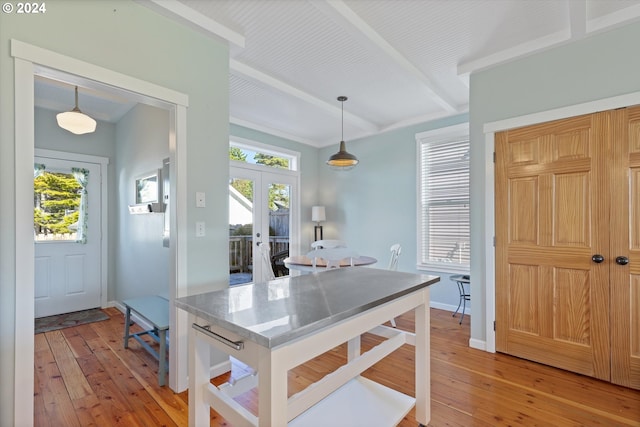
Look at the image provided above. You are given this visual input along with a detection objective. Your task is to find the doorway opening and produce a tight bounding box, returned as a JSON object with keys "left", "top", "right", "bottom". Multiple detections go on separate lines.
{"left": 12, "top": 39, "right": 189, "bottom": 424}
{"left": 229, "top": 140, "right": 300, "bottom": 285}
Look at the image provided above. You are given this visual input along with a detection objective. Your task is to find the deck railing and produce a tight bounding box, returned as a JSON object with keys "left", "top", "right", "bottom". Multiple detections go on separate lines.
{"left": 229, "top": 235, "right": 289, "bottom": 273}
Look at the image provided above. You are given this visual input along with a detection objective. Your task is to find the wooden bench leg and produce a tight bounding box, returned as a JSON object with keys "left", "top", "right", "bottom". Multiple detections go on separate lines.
{"left": 124, "top": 307, "right": 132, "bottom": 349}
{"left": 158, "top": 329, "right": 167, "bottom": 386}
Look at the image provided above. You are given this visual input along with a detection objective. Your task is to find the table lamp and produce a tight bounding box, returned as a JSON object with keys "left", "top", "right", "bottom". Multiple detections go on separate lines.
{"left": 312, "top": 206, "right": 325, "bottom": 241}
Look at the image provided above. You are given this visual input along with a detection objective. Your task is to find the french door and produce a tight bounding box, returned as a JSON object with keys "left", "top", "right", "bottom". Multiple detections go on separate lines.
{"left": 229, "top": 164, "right": 297, "bottom": 285}
{"left": 495, "top": 107, "right": 640, "bottom": 390}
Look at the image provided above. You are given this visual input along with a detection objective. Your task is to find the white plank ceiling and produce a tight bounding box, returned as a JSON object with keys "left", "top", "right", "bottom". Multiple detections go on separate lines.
{"left": 35, "top": 0, "right": 640, "bottom": 147}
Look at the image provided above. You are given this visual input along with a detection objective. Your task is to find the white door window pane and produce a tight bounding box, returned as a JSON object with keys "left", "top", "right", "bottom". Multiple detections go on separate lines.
{"left": 34, "top": 169, "right": 82, "bottom": 242}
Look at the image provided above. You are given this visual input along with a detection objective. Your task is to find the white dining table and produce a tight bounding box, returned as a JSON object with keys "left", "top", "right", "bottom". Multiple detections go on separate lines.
{"left": 175, "top": 267, "right": 439, "bottom": 426}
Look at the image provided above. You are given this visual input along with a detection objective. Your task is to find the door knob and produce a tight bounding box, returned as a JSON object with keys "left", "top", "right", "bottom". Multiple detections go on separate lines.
{"left": 591, "top": 254, "right": 605, "bottom": 263}
{"left": 615, "top": 256, "right": 629, "bottom": 265}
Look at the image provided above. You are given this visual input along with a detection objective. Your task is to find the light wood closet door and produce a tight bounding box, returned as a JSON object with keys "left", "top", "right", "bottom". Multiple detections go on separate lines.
{"left": 495, "top": 113, "right": 611, "bottom": 381}
{"left": 611, "top": 106, "right": 640, "bottom": 389}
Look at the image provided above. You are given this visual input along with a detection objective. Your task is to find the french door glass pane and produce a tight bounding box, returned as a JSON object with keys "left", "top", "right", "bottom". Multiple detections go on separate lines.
{"left": 229, "top": 177, "right": 254, "bottom": 285}
{"left": 268, "top": 180, "right": 290, "bottom": 278}
{"left": 229, "top": 163, "right": 296, "bottom": 286}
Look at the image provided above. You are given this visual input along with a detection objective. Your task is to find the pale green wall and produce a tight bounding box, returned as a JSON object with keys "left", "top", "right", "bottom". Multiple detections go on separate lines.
{"left": 469, "top": 22, "right": 640, "bottom": 343}
{"left": 0, "top": 1, "right": 229, "bottom": 423}
{"left": 115, "top": 104, "right": 170, "bottom": 301}
{"left": 317, "top": 114, "right": 469, "bottom": 308}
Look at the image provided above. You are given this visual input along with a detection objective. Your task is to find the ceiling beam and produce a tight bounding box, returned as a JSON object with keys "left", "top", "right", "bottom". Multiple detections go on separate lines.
{"left": 568, "top": 0, "right": 586, "bottom": 39}
{"left": 310, "top": 0, "right": 458, "bottom": 113}
{"left": 459, "top": 2, "right": 640, "bottom": 75}
{"left": 457, "top": 29, "right": 570, "bottom": 75}
{"left": 230, "top": 59, "right": 379, "bottom": 133}
{"left": 586, "top": 2, "right": 640, "bottom": 33}
{"left": 230, "top": 116, "right": 318, "bottom": 147}
{"left": 135, "top": 0, "right": 245, "bottom": 48}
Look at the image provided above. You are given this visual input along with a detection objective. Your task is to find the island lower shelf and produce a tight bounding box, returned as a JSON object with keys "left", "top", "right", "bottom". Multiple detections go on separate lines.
{"left": 289, "top": 376, "right": 415, "bottom": 427}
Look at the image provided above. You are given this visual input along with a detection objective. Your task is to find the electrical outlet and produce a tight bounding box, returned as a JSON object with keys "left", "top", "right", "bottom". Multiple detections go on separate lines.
{"left": 195, "top": 221, "right": 205, "bottom": 237}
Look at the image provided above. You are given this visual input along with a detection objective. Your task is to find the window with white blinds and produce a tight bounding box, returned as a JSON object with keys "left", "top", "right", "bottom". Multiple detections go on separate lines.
{"left": 416, "top": 124, "right": 470, "bottom": 273}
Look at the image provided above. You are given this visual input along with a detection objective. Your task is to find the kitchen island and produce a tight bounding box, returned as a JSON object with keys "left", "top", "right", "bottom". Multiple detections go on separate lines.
{"left": 175, "top": 267, "right": 439, "bottom": 426}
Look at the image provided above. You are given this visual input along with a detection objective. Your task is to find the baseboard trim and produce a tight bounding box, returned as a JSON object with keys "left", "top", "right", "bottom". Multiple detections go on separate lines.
{"left": 469, "top": 338, "right": 487, "bottom": 351}
{"left": 430, "top": 301, "right": 470, "bottom": 316}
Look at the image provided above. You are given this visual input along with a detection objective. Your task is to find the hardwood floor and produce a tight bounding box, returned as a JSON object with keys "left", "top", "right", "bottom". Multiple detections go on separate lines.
{"left": 34, "top": 307, "right": 640, "bottom": 426}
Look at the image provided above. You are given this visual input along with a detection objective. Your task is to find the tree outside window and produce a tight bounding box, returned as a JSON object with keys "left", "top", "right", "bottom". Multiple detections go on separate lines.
{"left": 34, "top": 171, "right": 81, "bottom": 240}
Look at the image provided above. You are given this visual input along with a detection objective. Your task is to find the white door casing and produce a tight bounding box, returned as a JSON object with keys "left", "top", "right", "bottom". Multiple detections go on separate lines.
{"left": 34, "top": 156, "right": 103, "bottom": 318}
{"left": 12, "top": 39, "right": 189, "bottom": 426}
{"left": 482, "top": 90, "right": 640, "bottom": 354}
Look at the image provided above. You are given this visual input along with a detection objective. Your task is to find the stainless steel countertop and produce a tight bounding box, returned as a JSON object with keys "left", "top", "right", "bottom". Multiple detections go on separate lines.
{"left": 175, "top": 267, "right": 439, "bottom": 348}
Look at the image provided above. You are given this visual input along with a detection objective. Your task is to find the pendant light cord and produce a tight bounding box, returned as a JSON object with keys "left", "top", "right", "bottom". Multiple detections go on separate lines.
{"left": 341, "top": 98, "right": 344, "bottom": 141}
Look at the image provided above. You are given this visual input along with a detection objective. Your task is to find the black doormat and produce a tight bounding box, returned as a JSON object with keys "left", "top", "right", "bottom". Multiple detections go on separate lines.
{"left": 35, "top": 308, "right": 109, "bottom": 334}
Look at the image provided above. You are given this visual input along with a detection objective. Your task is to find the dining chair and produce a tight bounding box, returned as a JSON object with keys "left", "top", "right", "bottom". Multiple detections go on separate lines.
{"left": 388, "top": 243, "right": 402, "bottom": 271}
{"left": 388, "top": 243, "right": 402, "bottom": 327}
{"left": 306, "top": 247, "right": 359, "bottom": 270}
{"left": 310, "top": 239, "right": 347, "bottom": 250}
{"left": 270, "top": 249, "right": 289, "bottom": 277}
{"left": 258, "top": 243, "right": 276, "bottom": 282}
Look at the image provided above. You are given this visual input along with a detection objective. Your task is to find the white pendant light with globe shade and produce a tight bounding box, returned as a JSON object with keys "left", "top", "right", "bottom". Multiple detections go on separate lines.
{"left": 56, "top": 86, "right": 97, "bottom": 135}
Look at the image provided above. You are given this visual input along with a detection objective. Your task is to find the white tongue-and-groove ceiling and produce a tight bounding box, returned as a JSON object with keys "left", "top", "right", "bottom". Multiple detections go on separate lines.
{"left": 35, "top": 0, "right": 640, "bottom": 148}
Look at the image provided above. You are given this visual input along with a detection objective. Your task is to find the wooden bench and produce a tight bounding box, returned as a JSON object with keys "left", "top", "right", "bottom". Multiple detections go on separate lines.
{"left": 123, "top": 295, "right": 169, "bottom": 386}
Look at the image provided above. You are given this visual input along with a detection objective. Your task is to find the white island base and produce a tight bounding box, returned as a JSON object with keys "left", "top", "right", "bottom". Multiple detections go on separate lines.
{"left": 179, "top": 268, "right": 435, "bottom": 427}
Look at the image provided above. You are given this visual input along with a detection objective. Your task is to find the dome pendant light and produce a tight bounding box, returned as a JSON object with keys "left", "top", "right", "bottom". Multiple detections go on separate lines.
{"left": 327, "top": 96, "right": 358, "bottom": 171}
{"left": 56, "top": 86, "right": 97, "bottom": 135}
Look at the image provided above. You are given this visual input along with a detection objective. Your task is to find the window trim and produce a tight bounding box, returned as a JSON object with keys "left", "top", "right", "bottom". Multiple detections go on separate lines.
{"left": 230, "top": 136, "right": 300, "bottom": 171}
{"left": 415, "top": 123, "right": 470, "bottom": 274}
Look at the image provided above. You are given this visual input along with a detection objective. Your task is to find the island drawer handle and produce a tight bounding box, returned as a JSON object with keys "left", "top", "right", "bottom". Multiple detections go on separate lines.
{"left": 192, "top": 323, "right": 244, "bottom": 351}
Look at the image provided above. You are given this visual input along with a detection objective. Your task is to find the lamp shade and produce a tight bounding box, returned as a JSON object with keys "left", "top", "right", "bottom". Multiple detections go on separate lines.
{"left": 327, "top": 96, "right": 358, "bottom": 171}
{"left": 56, "top": 110, "right": 97, "bottom": 135}
{"left": 327, "top": 141, "right": 359, "bottom": 170}
{"left": 56, "top": 86, "right": 97, "bottom": 135}
{"left": 311, "top": 206, "right": 326, "bottom": 222}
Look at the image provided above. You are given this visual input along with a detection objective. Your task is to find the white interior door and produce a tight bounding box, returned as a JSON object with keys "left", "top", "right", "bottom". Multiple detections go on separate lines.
{"left": 229, "top": 164, "right": 297, "bottom": 285}
{"left": 34, "top": 156, "right": 102, "bottom": 317}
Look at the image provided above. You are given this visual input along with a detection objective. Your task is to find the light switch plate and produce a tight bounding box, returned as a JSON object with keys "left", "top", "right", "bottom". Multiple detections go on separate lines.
{"left": 196, "top": 192, "right": 206, "bottom": 208}
{"left": 195, "top": 221, "right": 205, "bottom": 237}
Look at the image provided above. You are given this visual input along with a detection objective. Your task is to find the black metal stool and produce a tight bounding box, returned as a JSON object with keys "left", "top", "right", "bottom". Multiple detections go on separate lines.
{"left": 450, "top": 274, "right": 470, "bottom": 324}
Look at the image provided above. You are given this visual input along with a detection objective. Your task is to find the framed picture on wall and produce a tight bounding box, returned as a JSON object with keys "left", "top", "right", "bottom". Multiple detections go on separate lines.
{"left": 129, "top": 168, "right": 165, "bottom": 214}
{"left": 135, "top": 169, "right": 161, "bottom": 205}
